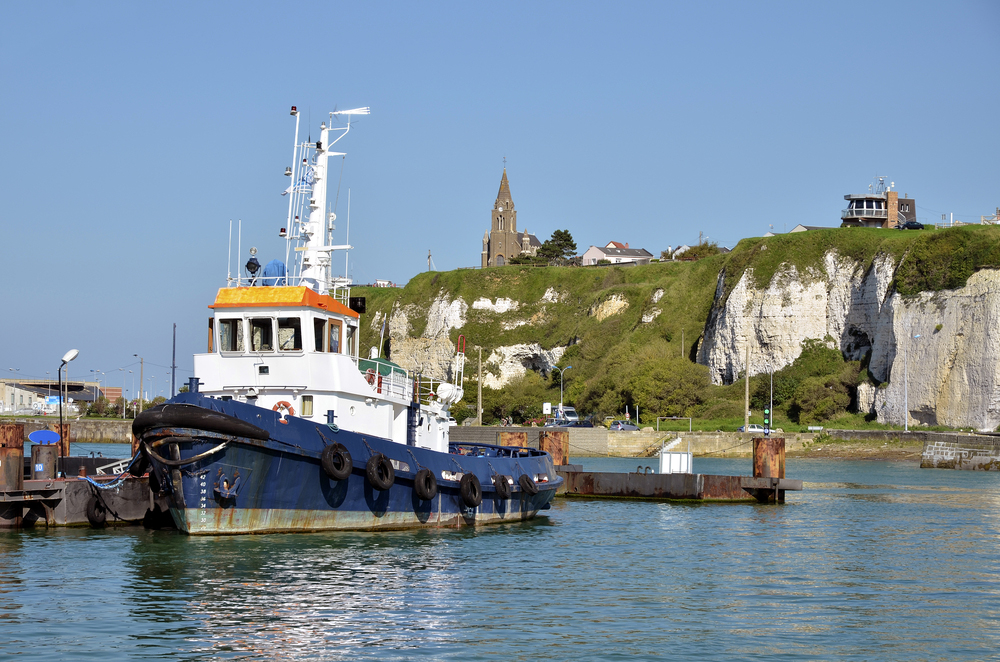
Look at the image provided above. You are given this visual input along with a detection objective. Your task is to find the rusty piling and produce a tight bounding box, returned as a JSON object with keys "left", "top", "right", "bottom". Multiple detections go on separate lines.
{"left": 752, "top": 437, "right": 786, "bottom": 503}
{"left": 0, "top": 424, "right": 25, "bottom": 528}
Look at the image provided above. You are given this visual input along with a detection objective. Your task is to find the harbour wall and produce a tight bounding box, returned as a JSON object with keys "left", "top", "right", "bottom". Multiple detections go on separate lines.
{"left": 451, "top": 427, "right": 815, "bottom": 458}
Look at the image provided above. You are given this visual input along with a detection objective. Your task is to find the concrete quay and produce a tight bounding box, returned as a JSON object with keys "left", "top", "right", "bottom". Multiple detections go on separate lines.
{"left": 452, "top": 426, "right": 817, "bottom": 458}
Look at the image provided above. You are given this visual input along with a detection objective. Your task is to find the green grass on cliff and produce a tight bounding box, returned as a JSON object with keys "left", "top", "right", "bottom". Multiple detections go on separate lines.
{"left": 354, "top": 225, "right": 1000, "bottom": 426}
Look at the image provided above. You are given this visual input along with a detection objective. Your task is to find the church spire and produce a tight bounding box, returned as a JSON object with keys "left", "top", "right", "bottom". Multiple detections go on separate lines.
{"left": 495, "top": 168, "right": 513, "bottom": 210}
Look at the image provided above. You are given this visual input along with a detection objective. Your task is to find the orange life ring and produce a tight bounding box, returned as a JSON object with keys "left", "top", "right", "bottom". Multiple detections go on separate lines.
{"left": 273, "top": 400, "right": 295, "bottom": 423}
{"left": 365, "top": 368, "right": 377, "bottom": 386}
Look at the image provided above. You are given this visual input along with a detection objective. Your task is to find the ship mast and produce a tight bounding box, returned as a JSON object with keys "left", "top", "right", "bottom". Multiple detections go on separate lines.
{"left": 285, "top": 106, "right": 368, "bottom": 297}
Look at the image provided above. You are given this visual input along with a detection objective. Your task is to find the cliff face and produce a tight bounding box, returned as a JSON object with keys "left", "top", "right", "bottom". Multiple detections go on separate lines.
{"left": 384, "top": 290, "right": 572, "bottom": 387}
{"left": 697, "top": 252, "right": 1000, "bottom": 431}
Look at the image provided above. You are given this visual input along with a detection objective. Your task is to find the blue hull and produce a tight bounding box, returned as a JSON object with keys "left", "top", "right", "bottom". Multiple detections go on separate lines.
{"left": 139, "top": 394, "right": 561, "bottom": 534}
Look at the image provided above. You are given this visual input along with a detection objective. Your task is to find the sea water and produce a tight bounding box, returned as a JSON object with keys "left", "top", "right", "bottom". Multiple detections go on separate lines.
{"left": 2, "top": 457, "right": 999, "bottom": 660}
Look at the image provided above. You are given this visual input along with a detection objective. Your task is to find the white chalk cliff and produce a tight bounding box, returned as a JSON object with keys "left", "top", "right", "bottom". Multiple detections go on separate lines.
{"left": 697, "top": 251, "right": 1000, "bottom": 430}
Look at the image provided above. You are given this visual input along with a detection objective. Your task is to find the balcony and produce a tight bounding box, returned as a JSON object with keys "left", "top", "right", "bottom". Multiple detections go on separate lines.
{"left": 841, "top": 208, "right": 888, "bottom": 220}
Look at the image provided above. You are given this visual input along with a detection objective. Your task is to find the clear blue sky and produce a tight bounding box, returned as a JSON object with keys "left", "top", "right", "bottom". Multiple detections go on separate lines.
{"left": 2, "top": 1, "right": 997, "bottom": 397}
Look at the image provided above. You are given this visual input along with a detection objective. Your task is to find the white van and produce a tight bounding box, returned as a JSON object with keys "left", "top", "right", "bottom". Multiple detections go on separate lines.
{"left": 559, "top": 406, "right": 579, "bottom": 422}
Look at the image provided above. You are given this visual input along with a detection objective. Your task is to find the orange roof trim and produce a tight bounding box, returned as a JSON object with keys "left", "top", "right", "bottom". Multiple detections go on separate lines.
{"left": 209, "top": 286, "right": 359, "bottom": 318}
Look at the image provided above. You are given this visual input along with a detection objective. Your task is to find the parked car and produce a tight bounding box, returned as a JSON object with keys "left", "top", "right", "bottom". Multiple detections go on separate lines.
{"left": 558, "top": 406, "right": 580, "bottom": 422}
{"left": 609, "top": 420, "right": 638, "bottom": 431}
{"left": 738, "top": 424, "right": 765, "bottom": 433}
{"left": 448, "top": 417, "right": 457, "bottom": 427}
{"left": 896, "top": 220, "right": 924, "bottom": 230}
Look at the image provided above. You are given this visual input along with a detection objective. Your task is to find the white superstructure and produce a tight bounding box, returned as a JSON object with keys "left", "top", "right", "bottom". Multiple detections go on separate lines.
{"left": 193, "top": 107, "right": 462, "bottom": 453}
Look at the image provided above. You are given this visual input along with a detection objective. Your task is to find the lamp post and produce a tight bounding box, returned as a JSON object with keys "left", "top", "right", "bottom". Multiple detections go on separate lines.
{"left": 904, "top": 334, "right": 921, "bottom": 432}
{"left": 118, "top": 368, "right": 127, "bottom": 418}
{"left": 58, "top": 349, "right": 79, "bottom": 475}
{"left": 558, "top": 365, "right": 573, "bottom": 416}
{"left": 134, "top": 354, "right": 144, "bottom": 413}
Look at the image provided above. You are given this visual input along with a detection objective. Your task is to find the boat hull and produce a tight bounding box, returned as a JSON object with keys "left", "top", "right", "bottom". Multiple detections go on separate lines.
{"left": 137, "top": 395, "right": 560, "bottom": 535}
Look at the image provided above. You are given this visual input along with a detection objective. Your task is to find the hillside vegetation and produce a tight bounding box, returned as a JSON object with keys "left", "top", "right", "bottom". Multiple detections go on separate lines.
{"left": 356, "top": 226, "right": 1000, "bottom": 430}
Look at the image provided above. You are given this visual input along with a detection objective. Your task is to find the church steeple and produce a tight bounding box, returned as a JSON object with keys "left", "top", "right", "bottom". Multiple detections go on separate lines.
{"left": 494, "top": 168, "right": 514, "bottom": 211}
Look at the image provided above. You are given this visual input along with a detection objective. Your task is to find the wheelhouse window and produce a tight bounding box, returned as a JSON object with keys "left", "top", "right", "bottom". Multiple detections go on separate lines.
{"left": 250, "top": 318, "right": 273, "bottom": 352}
{"left": 314, "top": 319, "right": 326, "bottom": 352}
{"left": 346, "top": 325, "right": 356, "bottom": 357}
{"left": 219, "top": 319, "right": 244, "bottom": 352}
{"left": 277, "top": 317, "right": 302, "bottom": 351}
{"left": 329, "top": 319, "right": 342, "bottom": 354}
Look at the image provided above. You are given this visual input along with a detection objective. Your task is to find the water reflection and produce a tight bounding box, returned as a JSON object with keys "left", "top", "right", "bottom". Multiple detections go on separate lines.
{"left": 4, "top": 462, "right": 1000, "bottom": 660}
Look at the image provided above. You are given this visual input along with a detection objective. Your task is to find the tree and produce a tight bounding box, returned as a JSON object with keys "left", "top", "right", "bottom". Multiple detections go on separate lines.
{"left": 537, "top": 230, "right": 577, "bottom": 263}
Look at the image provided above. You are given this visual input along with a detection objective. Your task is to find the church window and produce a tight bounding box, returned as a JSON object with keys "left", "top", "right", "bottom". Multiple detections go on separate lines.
{"left": 496, "top": 255, "right": 505, "bottom": 266}
{"left": 498, "top": 215, "right": 504, "bottom": 230}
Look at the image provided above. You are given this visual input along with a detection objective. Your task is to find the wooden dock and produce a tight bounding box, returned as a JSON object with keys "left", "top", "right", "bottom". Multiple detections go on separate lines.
{"left": 554, "top": 436, "right": 803, "bottom": 503}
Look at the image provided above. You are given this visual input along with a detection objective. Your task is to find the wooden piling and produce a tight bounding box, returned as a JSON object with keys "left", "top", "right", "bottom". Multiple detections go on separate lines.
{"left": 752, "top": 437, "right": 786, "bottom": 503}
{"left": 539, "top": 430, "right": 568, "bottom": 466}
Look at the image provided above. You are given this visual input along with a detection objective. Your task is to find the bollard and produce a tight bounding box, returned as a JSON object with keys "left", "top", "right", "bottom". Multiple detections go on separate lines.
{"left": 31, "top": 444, "right": 58, "bottom": 480}
{"left": 78, "top": 466, "right": 87, "bottom": 478}
{"left": 752, "top": 437, "right": 786, "bottom": 503}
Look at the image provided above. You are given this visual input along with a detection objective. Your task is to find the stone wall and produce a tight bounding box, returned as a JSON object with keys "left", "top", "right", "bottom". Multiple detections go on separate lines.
{"left": 452, "top": 426, "right": 814, "bottom": 458}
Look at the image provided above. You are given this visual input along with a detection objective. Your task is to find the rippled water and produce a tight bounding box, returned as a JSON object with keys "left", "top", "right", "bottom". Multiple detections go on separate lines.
{"left": 3, "top": 458, "right": 1000, "bottom": 660}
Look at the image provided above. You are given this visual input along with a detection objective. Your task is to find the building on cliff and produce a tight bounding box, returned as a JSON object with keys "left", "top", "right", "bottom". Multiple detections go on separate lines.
{"left": 581, "top": 242, "right": 654, "bottom": 265}
{"left": 840, "top": 176, "right": 916, "bottom": 228}
{"left": 481, "top": 168, "right": 541, "bottom": 267}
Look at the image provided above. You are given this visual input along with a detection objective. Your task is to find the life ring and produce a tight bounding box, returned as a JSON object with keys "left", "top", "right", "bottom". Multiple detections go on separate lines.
{"left": 414, "top": 467, "right": 438, "bottom": 501}
{"left": 519, "top": 474, "right": 539, "bottom": 496}
{"left": 321, "top": 443, "right": 353, "bottom": 481}
{"left": 493, "top": 474, "right": 511, "bottom": 500}
{"left": 366, "top": 453, "right": 395, "bottom": 490}
{"left": 273, "top": 401, "right": 295, "bottom": 423}
{"left": 365, "top": 368, "right": 377, "bottom": 386}
{"left": 86, "top": 496, "right": 107, "bottom": 528}
{"left": 460, "top": 473, "right": 482, "bottom": 508}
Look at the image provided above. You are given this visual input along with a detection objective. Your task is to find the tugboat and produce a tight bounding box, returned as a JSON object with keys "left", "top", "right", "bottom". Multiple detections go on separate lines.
{"left": 135, "top": 106, "right": 561, "bottom": 534}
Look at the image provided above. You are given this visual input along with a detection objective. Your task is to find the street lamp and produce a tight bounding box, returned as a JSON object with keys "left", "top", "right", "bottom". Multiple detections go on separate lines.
{"left": 134, "top": 354, "right": 144, "bottom": 413}
{"left": 904, "top": 334, "right": 921, "bottom": 432}
{"left": 558, "top": 366, "right": 573, "bottom": 416}
{"left": 58, "top": 349, "right": 79, "bottom": 474}
{"left": 90, "top": 369, "right": 104, "bottom": 401}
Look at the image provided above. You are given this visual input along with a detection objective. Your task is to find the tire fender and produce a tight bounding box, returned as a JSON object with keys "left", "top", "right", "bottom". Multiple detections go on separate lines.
{"left": 366, "top": 453, "right": 395, "bottom": 491}
{"left": 460, "top": 473, "right": 482, "bottom": 508}
{"left": 321, "top": 443, "right": 353, "bottom": 481}
{"left": 414, "top": 467, "right": 438, "bottom": 501}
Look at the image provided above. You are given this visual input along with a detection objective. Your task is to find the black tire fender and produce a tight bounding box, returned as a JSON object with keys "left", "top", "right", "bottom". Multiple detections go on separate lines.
{"left": 519, "top": 473, "right": 539, "bottom": 496}
{"left": 321, "top": 443, "right": 353, "bottom": 481}
{"left": 366, "top": 453, "right": 395, "bottom": 491}
{"left": 414, "top": 468, "right": 438, "bottom": 501}
{"left": 86, "top": 496, "right": 107, "bottom": 528}
{"left": 494, "top": 474, "right": 511, "bottom": 499}
{"left": 460, "top": 473, "right": 482, "bottom": 508}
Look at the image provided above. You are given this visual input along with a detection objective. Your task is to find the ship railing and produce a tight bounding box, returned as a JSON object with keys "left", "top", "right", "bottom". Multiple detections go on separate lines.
{"left": 449, "top": 442, "right": 544, "bottom": 459}
{"left": 225, "top": 274, "right": 351, "bottom": 305}
{"left": 356, "top": 358, "right": 412, "bottom": 400}
{"left": 841, "top": 208, "right": 888, "bottom": 220}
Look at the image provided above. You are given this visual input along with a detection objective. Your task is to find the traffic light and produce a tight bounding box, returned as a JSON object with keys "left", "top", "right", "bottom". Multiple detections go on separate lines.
{"left": 763, "top": 408, "right": 770, "bottom": 433}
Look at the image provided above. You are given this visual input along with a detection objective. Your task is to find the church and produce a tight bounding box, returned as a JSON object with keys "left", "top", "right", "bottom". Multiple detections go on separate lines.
{"left": 481, "top": 168, "right": 541, "bottom": 267}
